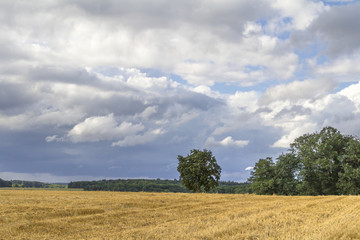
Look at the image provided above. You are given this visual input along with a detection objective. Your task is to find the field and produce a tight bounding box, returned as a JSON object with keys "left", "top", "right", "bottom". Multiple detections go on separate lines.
{"left": 0, "top": 190, "right": 360, "bottom": 239}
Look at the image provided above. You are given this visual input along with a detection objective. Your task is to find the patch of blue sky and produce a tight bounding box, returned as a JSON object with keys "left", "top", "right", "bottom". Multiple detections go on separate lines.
{"left": 260, "top": 17, "right": 292, "bottom": 40}
{"left": 93, "top": 66, "right": 174, "bottom": 81}
{"left": 140, "top": 68, "right": 168, "bottom": 78}
{"left": 211, "top": 65, "right": 278, "bottom": 94}
{"left": 295, "top": 40, "right": 329, "bottom": 65}
{"left": 212, "top": 80, "right": 280, "bottom": 95}
{"left": 321, "top": 0, "right": 360, "bottom": 6}
{"left": 141, "top": 69, "right": 192, "bottom": 87}
{"left": 277, "top": 31, "right": 291, "bottom": 40}
{"left": 92, "top": 66, "right": 123, "bottom": 77}
{"left": 295, "top": 42, "right": 330, "bottom": 82}
{"left": 277, "top": 18, "right": 292, "bottom": 40}
{"left": 244, "top": 65, "right": 266, "bottom": 72}
{"left": 282, "top": 17, "right": 292, "bottom": 24}
{"left": 168, "top": 73, "right": 188, "bottom": 85}
{"left": 212, "top": 82, "right": 240, "bottom": 94}
{"left": 333, "top": 81, "right": 356, "bottom": 93}
{"left": 256, "top": 19, "right": 267, "bottom": 28}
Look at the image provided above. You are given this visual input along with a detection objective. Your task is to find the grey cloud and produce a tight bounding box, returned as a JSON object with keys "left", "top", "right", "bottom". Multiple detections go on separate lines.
{"left": 0, "top": 82, "right": 38, "bottom": 114}
{"left": 28, "top": 66, "right": 139, "bottom": 93}
{"left": 316, "top": 95, "right": 357, "bottom": 125}
{"left": 54, "top": 90, "right": 146, "bottom": 118}
{"left": 171, "top": 91, "right": 223, "bottom": 111}
{"left": 255, "top": 107, "right": 272, "bottom": 114}
{"left": 66, "top": 78, "right": 222, "bottom": 120}
{"left": 0, "top": 0, "right": 297, "bottom": 87}
{"left": 275, "top": 105, "right": 312, "bottom": 119}
{"left": 310, "top": 2, "right": 360, "bottom": 56}
{"left": 29, "top": 66, "right": 99, "bottom": 85}
{"left": 27, "top": 67, "right": 149, "bottom": 117}
{"left": 0, "top": 39, "right": 29, "bottom": 62}
{"left": 0, "top": 64, "right": 224, "bottom": 134}
{"left": 85, "top": 96, "right": 146, "bottom": 117}
{"left": 138, "top": 89, "right": 224, "bottom": 123}
{"left": 68, "top": 0, "right": 274, "bottom": 41}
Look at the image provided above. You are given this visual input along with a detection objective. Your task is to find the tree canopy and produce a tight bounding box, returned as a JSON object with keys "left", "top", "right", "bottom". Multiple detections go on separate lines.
{"left": 0, "top": 178, "right": 11, "bottom": 187}
{"left": 249, "top": 126, "right": 360, "bottom": 195}
{"left": 177, "top": 149, "right": 221, "bottom": 193}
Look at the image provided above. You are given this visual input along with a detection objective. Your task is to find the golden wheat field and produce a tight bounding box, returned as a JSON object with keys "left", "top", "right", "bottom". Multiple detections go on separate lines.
{"left": 0, "top": 189, "right": 360, "bottom": 239}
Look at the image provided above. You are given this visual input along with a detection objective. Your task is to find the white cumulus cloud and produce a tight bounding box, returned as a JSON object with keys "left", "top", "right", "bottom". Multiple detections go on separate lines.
{"left": 245, "top": 167, "right": 254, "bottom": 171}
{"left": 67, "top": 114, "right": 144, "bottom": 143}
{"left": 206, "top": 136, "right": 249, "bottom": 148}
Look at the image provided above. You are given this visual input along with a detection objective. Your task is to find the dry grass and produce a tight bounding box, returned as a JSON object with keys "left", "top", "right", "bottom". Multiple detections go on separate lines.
{"left": 0, "top": 189, "right": 359, "bottom": 239}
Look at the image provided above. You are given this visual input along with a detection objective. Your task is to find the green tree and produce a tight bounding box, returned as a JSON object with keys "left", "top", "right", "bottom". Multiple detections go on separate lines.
{"left": 0, "top": 178, "right": 11, "bottom": 187}
{"left": 249, "top": 126, "right": 360, "bottom": 195}
{"left": 337, "top": 137, "right": 360, "bottom": 195}
{"left": 291, "top": 127, "right": 349, "bottom": 195}
{"left": 274, "top": 153, "right": 300, "bottom": 195}
{"left": 177, "top": 149, "right": 221, "bottom": 193}
{"left": 248, "top": 157, "right": 276, "bottom": 195}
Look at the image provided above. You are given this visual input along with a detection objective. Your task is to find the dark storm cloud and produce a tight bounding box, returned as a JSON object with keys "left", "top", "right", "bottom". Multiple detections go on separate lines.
{"left": 29, "top": 66, "right": 100, "bottom": 85}
{"left": 169, "top": 91, "right": 223, "bottom": 111}
{"left": 0, "top": 82, "right": 38, "bottom": 113}
{"left": 26, "top": 66, "right": 149, "bottom": 117}
{"left": 55, "top": 92, "right": 146, "bottom": 118}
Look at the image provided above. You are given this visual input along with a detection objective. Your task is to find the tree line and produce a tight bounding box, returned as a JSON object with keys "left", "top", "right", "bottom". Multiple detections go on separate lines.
{"left": 0, "top": 178, "right": 11, "bottom": 187}
{"left": 68, "top": 178, "right": 251, "bottom": 194}
{"left": 0, "top": 179, "right": 66, "bottom": 188}
{"left": 0, "top": 177, "right": 251, "bottom": 194}
{"left": 249, "top": 127, "right": 360, "bottom": 195}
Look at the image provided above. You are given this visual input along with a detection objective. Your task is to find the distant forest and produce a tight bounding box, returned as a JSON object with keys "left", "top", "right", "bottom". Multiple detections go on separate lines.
{"left": 68, "top": 179, "right": 252, "bottom": 194}
{"left": 0, "top": 178, "right": 251, "bottom": 194}
{"left": 0, "top": 179, "right": 66, "bottom": 188}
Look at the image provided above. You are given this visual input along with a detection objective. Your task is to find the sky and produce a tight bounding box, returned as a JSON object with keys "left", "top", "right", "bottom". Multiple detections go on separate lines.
{"left": 1, "top": 0, "right": 360, "bottom": 183}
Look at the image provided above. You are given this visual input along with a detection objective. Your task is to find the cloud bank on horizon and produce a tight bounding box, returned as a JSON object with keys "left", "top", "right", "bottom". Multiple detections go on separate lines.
{"left": 1, "top": 0, "right": 360, "bottom": 182}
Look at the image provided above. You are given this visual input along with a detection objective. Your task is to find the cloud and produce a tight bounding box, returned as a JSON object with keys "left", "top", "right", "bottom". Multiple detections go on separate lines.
{"left": 227, "top": 91, "right": 260, "bottom": 113}
{"left": 259, "top": 78, "right": 337, "bottom": 104}
{"left": 262, "top": 81, "right": 360, "bottom": 148}
{"left": 206, "top": 136, "right": 249, "bottom": 148}
{"left": 45, "top": 135, "right": 61, "bottom": 143}
{"left": 271, "top": 0, "right": 327, "bottom": 30}
{"left": 0, "top": 82, "right": 38, "bottom": 113}
{"left": 245, "top": 167, "right": 254, "bottom": 171}
{"left": 0, "top": 171, "right": 125, "bottom": 183}
{"left": 271, "top": 122, "right": 318, "bottom": 148}
{"left": 315, "top": 54, "right": 360, "bottom": 81}
{"left": 137, "top": 106, "right": 158, "bottom": 120}
{"left": 112, "top": 128, "right": 165, "bottom": 147}
{"left": 338, "top": 81, "right": 360, "bottom": 111}
{"left": 310, "top": 2, "right": 360, "bottom": 57}
{"left": 0, "top": 0, "right": 302, "bottom": 87}
{"left": 66, "top": 114, "right": 144, "bottom": 143}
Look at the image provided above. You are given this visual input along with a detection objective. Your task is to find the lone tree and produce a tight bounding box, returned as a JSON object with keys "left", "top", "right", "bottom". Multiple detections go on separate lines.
{"left": 177, "top": 149, "right": 221, "bottom": 193}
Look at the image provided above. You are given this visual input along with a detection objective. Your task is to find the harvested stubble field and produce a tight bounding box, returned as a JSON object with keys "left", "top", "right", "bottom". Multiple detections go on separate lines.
{"left": 0, "top": 190, "right": 360, "bottom": 239}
